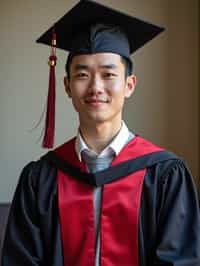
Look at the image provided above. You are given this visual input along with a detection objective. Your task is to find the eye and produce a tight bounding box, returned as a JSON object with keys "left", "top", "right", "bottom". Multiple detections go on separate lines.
{"left": 75, "top": 72, "right": 89, "bottom": 79}
{"left": 103, "top": 72, "right": 117, "bottom": 79}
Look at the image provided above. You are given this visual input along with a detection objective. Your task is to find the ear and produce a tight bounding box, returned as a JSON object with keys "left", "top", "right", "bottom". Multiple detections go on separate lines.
{"left": 125, "top": 74, "right": 137, "bottom": 98}
{"left": 64, "top": 76, "right": 71, "bottom": 98}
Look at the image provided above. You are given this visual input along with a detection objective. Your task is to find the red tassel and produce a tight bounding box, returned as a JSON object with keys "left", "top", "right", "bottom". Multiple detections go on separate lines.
{"left": 42, "top": 31, "right": 57, "bottom": 148}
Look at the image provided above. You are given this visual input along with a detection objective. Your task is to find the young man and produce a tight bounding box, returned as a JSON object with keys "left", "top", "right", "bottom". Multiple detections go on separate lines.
{"left": 2, "top": 1, "right": 200, "bottom": 266}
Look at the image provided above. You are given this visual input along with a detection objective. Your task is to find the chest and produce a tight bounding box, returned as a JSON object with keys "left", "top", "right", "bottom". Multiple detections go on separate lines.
{"left": 57, "top": 168, "right": 146, "bottom": 266}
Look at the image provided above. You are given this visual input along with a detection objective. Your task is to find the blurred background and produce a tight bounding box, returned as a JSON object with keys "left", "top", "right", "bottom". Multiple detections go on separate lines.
{"left": 0, "top": 0, "right": 199, "bottom": 201}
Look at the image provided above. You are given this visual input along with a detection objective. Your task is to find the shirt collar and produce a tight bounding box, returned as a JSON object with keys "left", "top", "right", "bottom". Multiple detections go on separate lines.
{"left": 75, "top": 121, "right": 133, "bottom": 161}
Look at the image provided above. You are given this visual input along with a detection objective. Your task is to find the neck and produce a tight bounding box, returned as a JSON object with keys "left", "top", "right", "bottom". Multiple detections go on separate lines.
{"left": 79, "top": 119, "right": 122, "bottom": 154}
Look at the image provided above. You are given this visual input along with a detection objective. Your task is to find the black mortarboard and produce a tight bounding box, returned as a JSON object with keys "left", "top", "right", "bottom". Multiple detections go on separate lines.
{"left": 37, "top": 0, "right": 164, "bottom": 57}
{"left": 36, "top": 0, "right": 165, "bottom": 148}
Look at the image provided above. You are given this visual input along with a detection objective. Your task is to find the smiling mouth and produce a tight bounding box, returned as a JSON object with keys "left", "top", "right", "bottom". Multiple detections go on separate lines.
{"left": 85, "top": 98, "right": 109, "bottom": 104}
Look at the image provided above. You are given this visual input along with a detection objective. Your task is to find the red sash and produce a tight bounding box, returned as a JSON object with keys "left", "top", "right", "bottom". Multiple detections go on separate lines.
{"left": 55, "top": 136, "right": 163, "bottom": 266}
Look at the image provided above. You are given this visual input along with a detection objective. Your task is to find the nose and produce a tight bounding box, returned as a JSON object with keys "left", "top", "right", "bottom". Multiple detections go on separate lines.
{"left": 88, "top": 74, "right": 104, "bottom": 94}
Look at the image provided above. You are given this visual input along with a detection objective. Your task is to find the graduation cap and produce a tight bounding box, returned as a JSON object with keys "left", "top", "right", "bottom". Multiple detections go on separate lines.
{"left": 36, "top": 0, "right": 165, "bottom": 148}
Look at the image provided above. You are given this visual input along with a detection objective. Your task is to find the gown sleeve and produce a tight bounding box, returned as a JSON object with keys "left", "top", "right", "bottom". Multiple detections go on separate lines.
{"left": 155, "top": 160, "right": 200, "bottom": 266}
{"left": 1, "top": 162, "right": 44, "bottom": 266}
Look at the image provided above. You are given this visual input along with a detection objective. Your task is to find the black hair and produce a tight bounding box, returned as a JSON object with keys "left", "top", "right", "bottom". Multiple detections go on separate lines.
{"left": 65, "top": 53, "right": 132, "bottom": 79}
{"left": 120, "top": 56, "right": 133, "bottom": 78}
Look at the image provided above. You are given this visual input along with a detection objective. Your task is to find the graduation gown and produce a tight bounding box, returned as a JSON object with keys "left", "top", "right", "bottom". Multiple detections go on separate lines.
{"left": 1, "top": 136, "right": 200, "bottom": 266}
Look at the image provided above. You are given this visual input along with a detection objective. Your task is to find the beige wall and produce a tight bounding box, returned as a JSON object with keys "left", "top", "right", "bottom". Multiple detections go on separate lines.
{"left": 167, "top": 0, "right": 199, "bottom": 186}
{"left": 0, "top": 0, "right": 199, "bottom": 201}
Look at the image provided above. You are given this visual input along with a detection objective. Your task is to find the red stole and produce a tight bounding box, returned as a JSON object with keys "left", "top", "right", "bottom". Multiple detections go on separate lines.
{"left": 55, "top": 136, "right": 163, "bottom": 266}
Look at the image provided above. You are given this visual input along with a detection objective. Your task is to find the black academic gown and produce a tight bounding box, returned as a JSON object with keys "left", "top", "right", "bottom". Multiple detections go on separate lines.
{"left": 1, "top": 138, "right": 200, "bottom": 266}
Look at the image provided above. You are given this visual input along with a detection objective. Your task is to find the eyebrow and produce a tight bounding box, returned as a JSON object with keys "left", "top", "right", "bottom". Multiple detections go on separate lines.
{"left": 100, "top": 64, "right": 118, "bottom": 69}
{"left": 73, "top": 63, "right": 118, "bottom": 71}
{"left": 74, "top": 64, "right": 89, "bottom": 71}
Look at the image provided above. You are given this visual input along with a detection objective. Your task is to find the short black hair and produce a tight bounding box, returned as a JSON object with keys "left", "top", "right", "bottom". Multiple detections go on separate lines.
{"left": 65, "top": 53, "right": 132, "bottom": 79}
{"left": 120, "top": 56, "right": 133, "bottom": 78}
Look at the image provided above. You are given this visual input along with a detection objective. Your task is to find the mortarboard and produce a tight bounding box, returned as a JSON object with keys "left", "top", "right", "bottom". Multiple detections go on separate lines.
{"left": 36, "top": 0, "right": 165, "bottom": 148}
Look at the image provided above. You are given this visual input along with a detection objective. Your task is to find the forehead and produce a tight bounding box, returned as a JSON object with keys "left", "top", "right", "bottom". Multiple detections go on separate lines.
{"left": 70, "top": 53, "right": 124, "bottom": 69}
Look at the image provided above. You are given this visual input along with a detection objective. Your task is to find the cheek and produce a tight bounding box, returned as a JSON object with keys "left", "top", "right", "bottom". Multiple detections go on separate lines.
{"left": 107, "top": 79, "right": 126, "bottom": 96}
{"left": 71, "top": 80, "right": 89, "bottom": 94}
{"left": 69, "top": 83, "right": 84, "bottom": 98}
{"left": 70, "top": 94, "right": 82, "bottom": 113}
{"left": 69, "top": 82, "right": 89, "bottom": 111}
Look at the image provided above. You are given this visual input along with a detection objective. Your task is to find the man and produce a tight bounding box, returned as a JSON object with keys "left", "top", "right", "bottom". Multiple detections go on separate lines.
{"left": 1, "top": 1, "right": 200, "bottom": 266}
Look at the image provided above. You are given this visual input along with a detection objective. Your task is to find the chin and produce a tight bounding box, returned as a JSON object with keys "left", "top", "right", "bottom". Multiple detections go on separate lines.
{"left": 85, "top": 113, "right": 110, "bottom": 123}
{"left": 89, "top": 116, "right": 107, "bottom": 123}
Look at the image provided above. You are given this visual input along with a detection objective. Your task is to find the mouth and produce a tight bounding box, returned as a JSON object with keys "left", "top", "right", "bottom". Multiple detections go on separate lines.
{"left": 85, "top": 97, "right": 109, "bottom": 106}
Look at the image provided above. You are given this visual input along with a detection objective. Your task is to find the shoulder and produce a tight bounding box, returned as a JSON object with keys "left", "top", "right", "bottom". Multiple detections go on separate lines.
{"left": 17, "top": 154, "right": 57, "bottom": 194}
{"left": 22, "top": 137, "right": 75, "bottom": 182}
{"left": 135, "top": 135, "right": 196, "bottom": 184}
{"left": 147, "top": 151, "right": 198, "bottom": 198}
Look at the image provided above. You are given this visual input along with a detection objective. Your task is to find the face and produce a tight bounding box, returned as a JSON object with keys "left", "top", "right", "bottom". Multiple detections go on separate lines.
{"left": 64, "top": 53, "right": 136, "bottom": 127}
